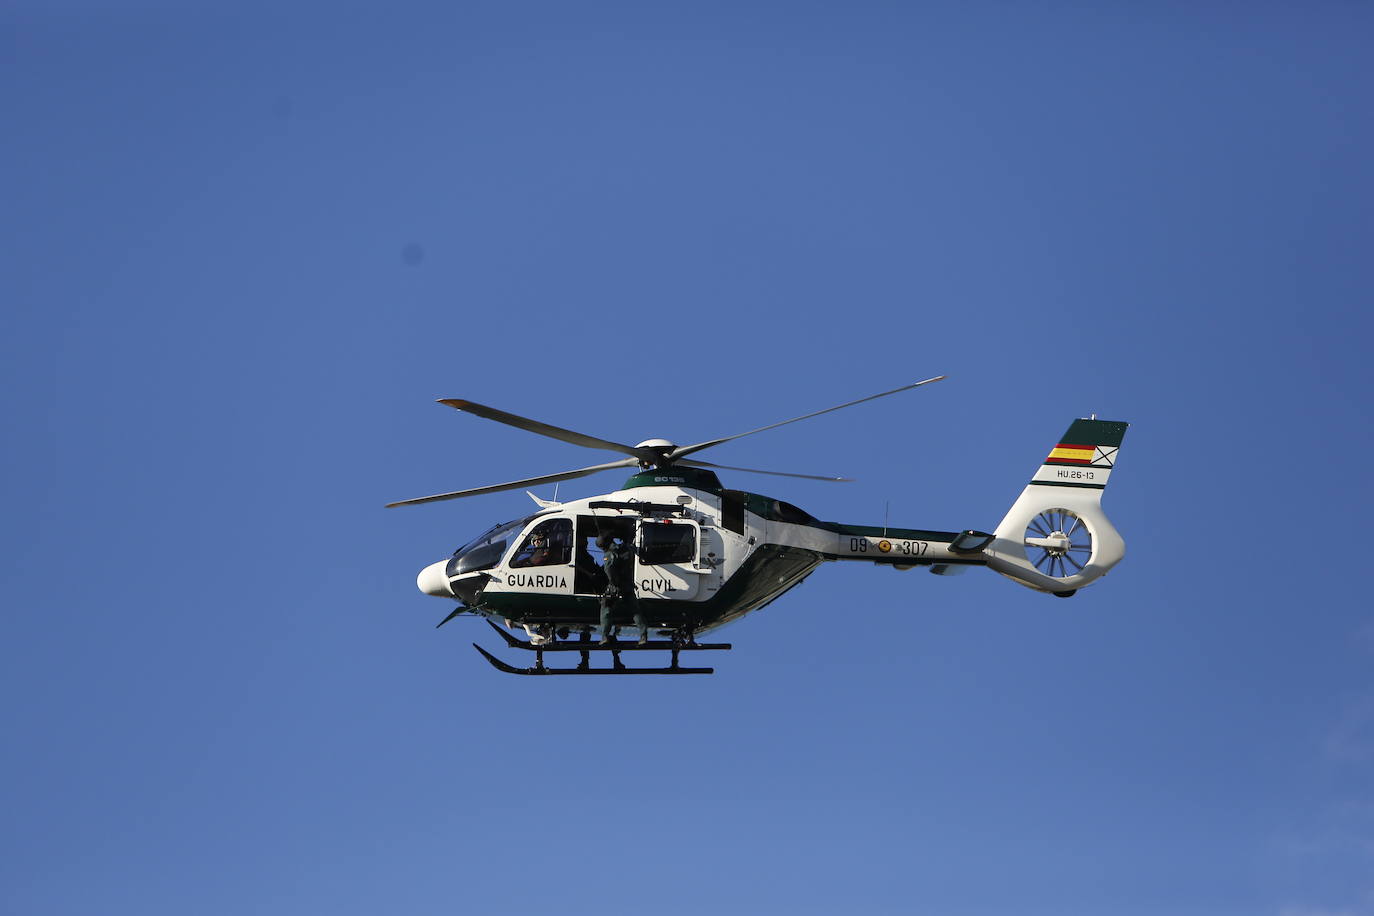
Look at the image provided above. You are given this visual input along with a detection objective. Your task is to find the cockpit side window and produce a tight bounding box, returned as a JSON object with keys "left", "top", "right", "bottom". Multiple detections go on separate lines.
{"left": 509, "top": 518, "right": 573, "bottom": 568}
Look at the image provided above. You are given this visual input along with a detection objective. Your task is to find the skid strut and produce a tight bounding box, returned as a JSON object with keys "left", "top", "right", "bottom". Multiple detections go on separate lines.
{"left": 474, "top": 620, "right": 730, "bottom": 676}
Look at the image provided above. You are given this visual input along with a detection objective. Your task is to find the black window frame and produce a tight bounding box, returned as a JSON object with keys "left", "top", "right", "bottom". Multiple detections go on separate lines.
{"left": 638, "top": 521, "right": 696, "bottom": 565}
{"left": 509, "top": 517, "right": 574, "bottom": 569}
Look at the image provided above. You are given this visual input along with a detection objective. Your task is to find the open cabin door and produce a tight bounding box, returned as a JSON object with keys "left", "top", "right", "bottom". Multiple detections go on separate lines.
{"left": 636, "top": 518, "right": 704, "bottom": 600}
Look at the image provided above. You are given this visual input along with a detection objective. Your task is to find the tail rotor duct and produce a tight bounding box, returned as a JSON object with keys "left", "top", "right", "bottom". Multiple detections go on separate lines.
{"left": 1023, "top": 508, "right": 1092, "bottom": 579}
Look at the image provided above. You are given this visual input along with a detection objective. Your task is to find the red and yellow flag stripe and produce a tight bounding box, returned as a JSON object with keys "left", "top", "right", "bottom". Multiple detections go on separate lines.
{"left": 1047, "top": 443, "right": 1094, "bottom": 464}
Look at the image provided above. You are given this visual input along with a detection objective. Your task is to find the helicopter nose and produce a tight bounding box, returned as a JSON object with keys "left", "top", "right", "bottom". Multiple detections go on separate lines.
{"left": 417, "top": 560, "right": 453, "bottom": 597}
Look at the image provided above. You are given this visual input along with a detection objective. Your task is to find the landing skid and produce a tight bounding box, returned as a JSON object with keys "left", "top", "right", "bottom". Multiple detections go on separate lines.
{"left": 475, "top": 620, "right": 731, "bottom": 676}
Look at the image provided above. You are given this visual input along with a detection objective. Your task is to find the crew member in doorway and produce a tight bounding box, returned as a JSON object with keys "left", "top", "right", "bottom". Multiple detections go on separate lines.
{"left": 598, "top": 532, "right": 646, "bottom": 645}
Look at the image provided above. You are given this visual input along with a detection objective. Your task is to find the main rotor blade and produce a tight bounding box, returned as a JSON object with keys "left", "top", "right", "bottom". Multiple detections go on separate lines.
{"left": 677, "top": 459, "right": 853, "bottom": 483}
{"left": 437, "top": 399, "right": 651, "bottom": 461}
{"left": 385, "top": 458, "right": 639, "bottom": 507}
{"left": 670, "top": 375, "right": 947, "bottom": 460}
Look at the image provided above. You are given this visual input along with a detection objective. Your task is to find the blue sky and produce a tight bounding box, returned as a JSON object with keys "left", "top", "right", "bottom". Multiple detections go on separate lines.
{"left": 5, "top": 2, "right": 1372, "bottom": 913}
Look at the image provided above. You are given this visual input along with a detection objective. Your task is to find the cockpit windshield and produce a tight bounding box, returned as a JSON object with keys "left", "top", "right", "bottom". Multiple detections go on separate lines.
{"left": 448, "top": 514, "right": 539, "bottom": 576}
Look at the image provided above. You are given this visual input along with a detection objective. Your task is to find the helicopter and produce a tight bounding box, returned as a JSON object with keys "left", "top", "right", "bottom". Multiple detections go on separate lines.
{"left": 388, "top": 377, "right": 1129, "bottom": 675}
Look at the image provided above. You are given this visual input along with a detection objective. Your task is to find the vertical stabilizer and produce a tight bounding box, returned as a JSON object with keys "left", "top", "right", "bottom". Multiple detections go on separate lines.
{"left": 984, "top": 418, "right": 1129, "bottom": 594}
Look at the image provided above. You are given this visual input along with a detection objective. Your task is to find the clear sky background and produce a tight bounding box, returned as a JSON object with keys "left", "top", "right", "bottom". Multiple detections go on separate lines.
{"left": 5, "top": 2, "right": 1372, "bottom": 914}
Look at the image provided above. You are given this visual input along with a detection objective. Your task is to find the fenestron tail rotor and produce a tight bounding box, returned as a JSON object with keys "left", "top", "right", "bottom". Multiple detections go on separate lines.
{"left": 386, "top": 376, "right": 946, "bottom": 507}
{"left": 1023, "top": 508, "right": 1093, "bottom": 579}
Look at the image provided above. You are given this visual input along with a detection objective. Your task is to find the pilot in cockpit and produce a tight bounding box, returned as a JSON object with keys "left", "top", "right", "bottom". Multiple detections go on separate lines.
{"left": 527, "top": 532, "right": 552, "bottom": 566}
{"left": 511, "top": 519, "right": 571, "bottom": 568}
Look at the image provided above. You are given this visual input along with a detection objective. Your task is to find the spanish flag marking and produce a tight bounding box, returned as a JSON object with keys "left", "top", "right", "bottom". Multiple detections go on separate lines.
{"left": 1047, "top": 443, "right": 1094, "bottom": 465}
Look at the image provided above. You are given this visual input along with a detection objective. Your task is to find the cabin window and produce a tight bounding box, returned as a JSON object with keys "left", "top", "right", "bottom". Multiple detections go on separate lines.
{"left": 720, "top": 490, "right": 746, "bottom": 534}
{"left": 639, "top": 522, "right": 696, "bottom": 565}
{"left": 510, "top": 518, "right": 572, "bottom": 568}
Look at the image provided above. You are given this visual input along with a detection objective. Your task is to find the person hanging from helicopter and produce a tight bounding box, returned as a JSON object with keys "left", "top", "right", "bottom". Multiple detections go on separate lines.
{"left": 598, "top": 531, "right": 647, "bottom": 646}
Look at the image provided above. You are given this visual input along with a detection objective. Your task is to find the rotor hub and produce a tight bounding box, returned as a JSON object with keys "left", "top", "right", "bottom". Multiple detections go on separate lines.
{"left": 1023, "top": 509, "right": 1092, "bottom": 578}
{"left": 634, "top": 438, "right": 677, "bottom": 468}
